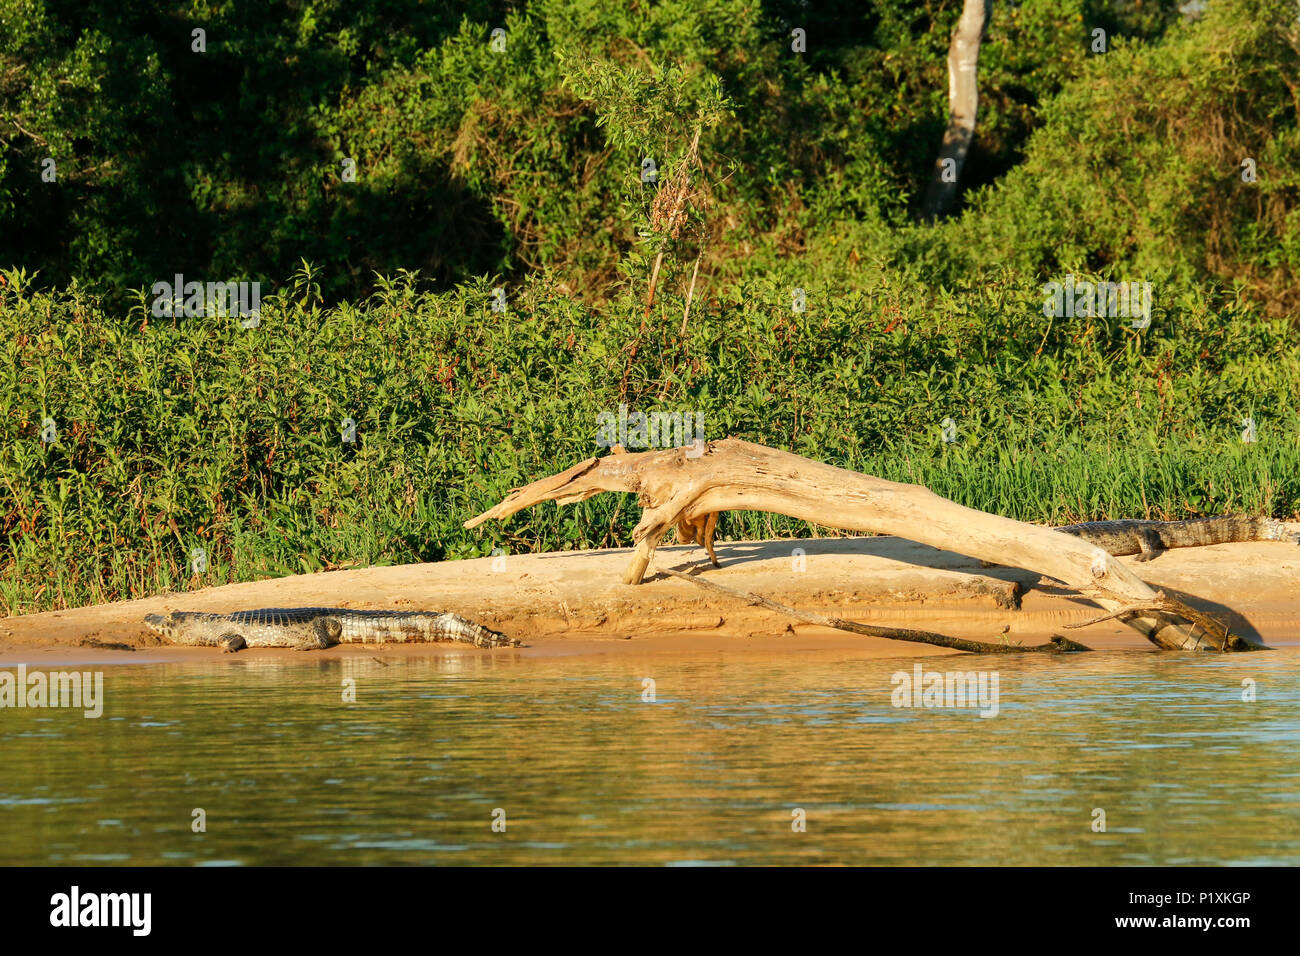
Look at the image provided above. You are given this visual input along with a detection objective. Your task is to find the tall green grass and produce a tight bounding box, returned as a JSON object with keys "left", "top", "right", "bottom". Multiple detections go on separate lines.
{"left": 3, "top": 265, "right": 1298, "bottom": 615}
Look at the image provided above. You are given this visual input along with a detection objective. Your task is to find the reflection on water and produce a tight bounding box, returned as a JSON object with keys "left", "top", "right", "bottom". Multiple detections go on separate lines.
{"left": 2, "top": 648, "right": 1298, "bottom": 865}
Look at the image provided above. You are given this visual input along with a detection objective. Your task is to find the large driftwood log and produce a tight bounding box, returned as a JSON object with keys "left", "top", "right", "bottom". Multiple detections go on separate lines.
{"left": 466, "top": 438, "right": 1255, "bottom": 652}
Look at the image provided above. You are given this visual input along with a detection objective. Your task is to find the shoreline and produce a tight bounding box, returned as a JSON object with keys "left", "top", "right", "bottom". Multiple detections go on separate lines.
{"left": 4, "top": 530, "right": 1299, "bottom": 665}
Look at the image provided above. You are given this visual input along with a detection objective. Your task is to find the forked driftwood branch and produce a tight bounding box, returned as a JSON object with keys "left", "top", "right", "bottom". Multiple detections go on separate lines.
{"left": 466, "top": 438, "right": 1256, "bottom": 652}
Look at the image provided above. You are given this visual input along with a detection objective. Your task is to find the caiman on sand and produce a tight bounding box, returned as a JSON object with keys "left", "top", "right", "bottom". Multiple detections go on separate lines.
{"left": 145, "top": 608, "right": 522, "bottom": 652}
{"left": 1056, "top": 516, "right": 1297, "bottom": 561}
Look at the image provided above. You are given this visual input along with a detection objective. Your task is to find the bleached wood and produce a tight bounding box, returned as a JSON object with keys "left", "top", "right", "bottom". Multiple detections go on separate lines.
{"left": 466, "top": 438, "right": 1248, "bottom": 651}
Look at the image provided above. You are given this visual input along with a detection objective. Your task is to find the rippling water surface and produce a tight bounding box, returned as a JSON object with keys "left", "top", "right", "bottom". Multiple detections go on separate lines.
{"left": 2, "top": 648, "right": 1298, "bottom": 865}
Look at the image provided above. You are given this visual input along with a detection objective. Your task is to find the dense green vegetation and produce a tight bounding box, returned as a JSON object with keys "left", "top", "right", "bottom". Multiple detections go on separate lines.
{"left": 4, "top": 0, "right": 1261, "bottom": 303}
{"left": 2, "top": 0, "right": 1298, "bottom": 612}
{"left": 4, "top": 262, "right": 1298, "bottom": 614}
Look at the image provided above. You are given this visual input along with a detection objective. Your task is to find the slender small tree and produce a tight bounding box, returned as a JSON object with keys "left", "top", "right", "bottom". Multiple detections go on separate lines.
{"left": 557, "top": 52, "right": 731, "bottom": 317}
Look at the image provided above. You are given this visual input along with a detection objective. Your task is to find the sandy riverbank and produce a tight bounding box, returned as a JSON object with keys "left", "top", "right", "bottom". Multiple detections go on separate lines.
{"left": 3, "top": 530, "right": 1299, "bottom": 665}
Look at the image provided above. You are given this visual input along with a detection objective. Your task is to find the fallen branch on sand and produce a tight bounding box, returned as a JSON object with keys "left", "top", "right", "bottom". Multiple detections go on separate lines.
{"left": 658, "top": 561, "right": 1091, "bottom": 654}
{"left": 467, "top": 438, "right": 1258, "bottom": 652}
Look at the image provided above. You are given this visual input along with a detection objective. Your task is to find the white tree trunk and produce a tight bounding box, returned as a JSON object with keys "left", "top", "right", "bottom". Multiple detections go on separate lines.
{"left": 921, "top": 0, "right": 991, "bottom": 221}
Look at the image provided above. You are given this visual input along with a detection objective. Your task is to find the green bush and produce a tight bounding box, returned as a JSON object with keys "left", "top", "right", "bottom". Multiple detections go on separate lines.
{"left": 931, "top": 0, "right": 1300, "bottom": 313}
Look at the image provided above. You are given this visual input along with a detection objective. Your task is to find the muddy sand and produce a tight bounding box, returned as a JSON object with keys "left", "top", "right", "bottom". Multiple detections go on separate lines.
{"left": 3, "top": 530, "right": 1299, "bottom": 664}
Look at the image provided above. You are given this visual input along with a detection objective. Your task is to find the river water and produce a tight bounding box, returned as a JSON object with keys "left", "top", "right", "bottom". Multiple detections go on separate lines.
{"left": 2, "top": 648, "right": 1297, "bottom": 865}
